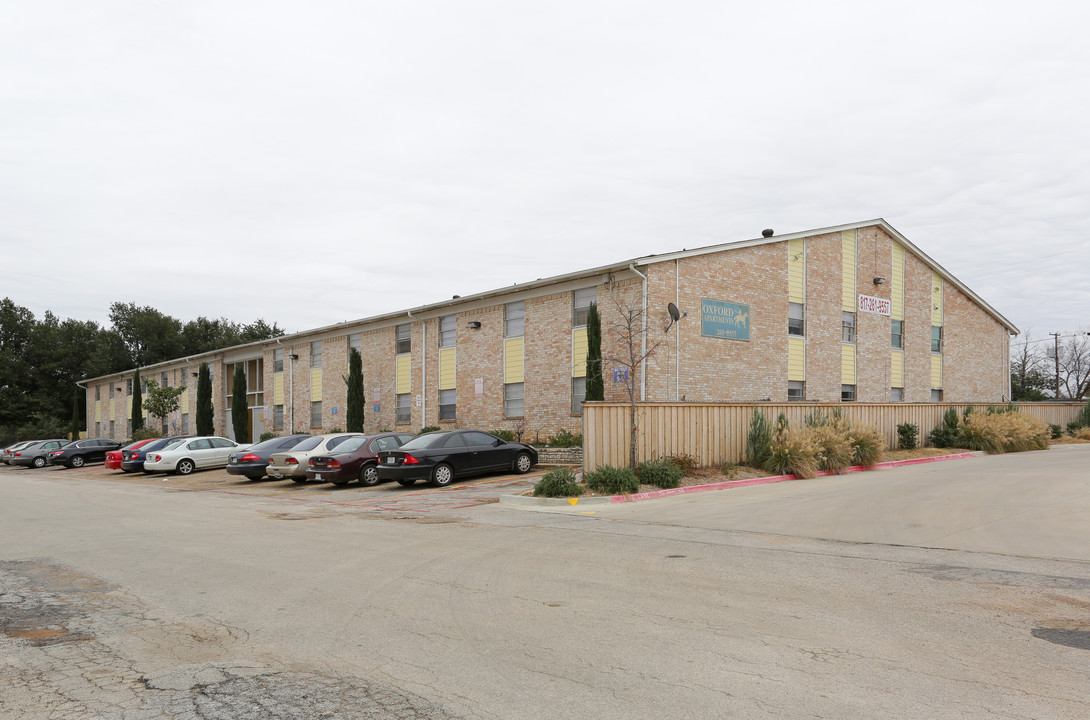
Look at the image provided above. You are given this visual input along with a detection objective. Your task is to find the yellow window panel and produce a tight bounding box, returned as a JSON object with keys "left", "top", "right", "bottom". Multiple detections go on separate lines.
{"left": 891, "top": 350, "right": 904, "bottom": 387}
{"left": 126, "top": 397, "right": 132, "bottom": 419}
{"left": 841, "top": 344, "right": 856, "bottom": 385}
{"left": 788, "top": 337, "right": 805, "bottom": 382}
{"left": 273, "top": 375, "right": 283, "bottom": 405}
{"left": 788, "top": 238, "right": 805, "bottom": 304}
{"left": 842, "top": 230, "right": 857, "bottom": 312}
{"left": 891, "top": 243, "right": 905, "bottom": 320}
{"left": 311, "top": 368, "right": 323, "bottom": 402}
{"left": 931, "top": 271, "right": 943, "bottom": 326}
{"left": 572, "top": 328, "right": 588, "bottom": 378}
{"left": 95, "top": 401, "right": 101, "bottom": 423}
{"left": 180, "top": 389, "right": 189, "bottom": 413}
{"left": 439, "top": 347, "right": 457, "bottom": 391}
{"left": 109, "top": 398, "right": 116, "bottom": 421}
{"left": 396, "top": 354, "right": 411, "bottom": 394}
{"left": 504, "top": 337, "right": 524, "bottom": 384}
{"left": 931, "top": 354, "right": 943, "bottom": 389}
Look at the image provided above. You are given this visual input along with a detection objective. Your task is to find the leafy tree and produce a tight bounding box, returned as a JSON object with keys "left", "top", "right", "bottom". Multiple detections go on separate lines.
{"left": 231, "top": 365, "right": 249, "bottom": 442}
{"left": 585, "top": 303, "right": 603, "bottom": 402}
{"left": 0, "top": 298, "right": 37, "bottom": 426}
{"left": 143, "top": 379, "right": 185, "bottom": 435}
{"left": 196, "top": 363, "right": 214, "bottom": 435}
{"left": 131, "top": 369, "right": 144, "bottom": 432}
{"left": 108, "top": 301, "right": 184, "bottom": 368}
{"left": 346, "top": 348, "right": 365, "bottom": 432}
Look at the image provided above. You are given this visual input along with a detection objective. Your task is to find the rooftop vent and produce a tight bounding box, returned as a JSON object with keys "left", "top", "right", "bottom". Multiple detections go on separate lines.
{"left": 762, "top": 229, "right": 774, "bottom": 238}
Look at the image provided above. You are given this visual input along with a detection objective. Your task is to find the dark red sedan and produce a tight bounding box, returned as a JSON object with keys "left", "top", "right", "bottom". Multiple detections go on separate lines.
{"left": 106, "top": 439, "right": 158, "bottom": 471}
{"left": 305, "top": 432, "right": 416, "bottom": 485}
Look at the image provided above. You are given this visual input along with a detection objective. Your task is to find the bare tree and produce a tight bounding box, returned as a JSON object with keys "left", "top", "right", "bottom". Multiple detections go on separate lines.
{"left": 601, "top": 288, "right": 664, "bottom": 471}
{"left": 1057, "top": 331, "right": 1090, "bottom": 400}
{"left": 1010, "top": 332, "right": 1051, "bottom": 401}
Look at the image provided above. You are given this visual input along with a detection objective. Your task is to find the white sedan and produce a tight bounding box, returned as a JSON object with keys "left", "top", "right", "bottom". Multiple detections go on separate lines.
{"left": 143, "top": 436, "right": 251, "bottom": 475}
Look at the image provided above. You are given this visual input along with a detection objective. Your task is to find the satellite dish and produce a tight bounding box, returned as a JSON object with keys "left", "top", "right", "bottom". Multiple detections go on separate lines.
{"left": 664, "top": 303, "right": 687, "bottom": 332}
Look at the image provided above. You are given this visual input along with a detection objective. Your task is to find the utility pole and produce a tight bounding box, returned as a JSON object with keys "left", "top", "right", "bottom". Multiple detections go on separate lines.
{"left": 1050, "top": 332, "right": 1061, "bottom": 400}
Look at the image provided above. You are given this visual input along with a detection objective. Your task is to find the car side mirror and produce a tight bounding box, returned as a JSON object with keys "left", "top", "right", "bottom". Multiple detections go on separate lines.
{"left": 493, "top": 439, "right": 503, "bottom": 446}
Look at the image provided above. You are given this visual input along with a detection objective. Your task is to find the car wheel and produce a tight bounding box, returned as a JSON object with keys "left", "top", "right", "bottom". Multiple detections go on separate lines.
{"left": 32, "top": 456, "right": 46, "bottom": 469}
{"left": 359, "top": 464, "right": 380, "bottom": 486}
{"left": 70, "top": 455, "right": 85, "bottom": 468}
{"left": 176, "top": 459, "right": 195, "bottom": 475}
{"left": 513, "top": 452, "right": 533, "bottom": 474}
{"left": 430, "top": 463, "right": 454, "bottom": 487}
{"left": 396, "top": 479, "right": 416, "bottom": 487}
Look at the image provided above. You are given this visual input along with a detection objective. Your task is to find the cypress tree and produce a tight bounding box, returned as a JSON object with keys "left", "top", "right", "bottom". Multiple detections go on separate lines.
{"left": 231, "top": 365, "right": 248, "bottom": 442}
{"left": 196, "top": 362, "right": 214, "bottom": 436}
{"left": 585, "top": 303, "right": 604, "bottom": 401}
{"left": 131, "top": 369, "right": 144, "bottom": 432}
{"left": 346, "top": 348, "right": 365, "bottom": 432}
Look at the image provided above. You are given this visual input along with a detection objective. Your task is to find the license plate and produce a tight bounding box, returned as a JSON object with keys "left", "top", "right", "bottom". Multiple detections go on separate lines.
{"left": 314, "top": 474, "right": 321, "bottom": 481}
{"left": 386, "top": 457, "right": 396, "bottom": 465}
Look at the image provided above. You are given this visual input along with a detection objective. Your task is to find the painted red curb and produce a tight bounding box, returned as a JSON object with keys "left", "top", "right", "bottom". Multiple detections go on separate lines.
{"left": 608, "top": 452, "right": 976, "bottom": 504}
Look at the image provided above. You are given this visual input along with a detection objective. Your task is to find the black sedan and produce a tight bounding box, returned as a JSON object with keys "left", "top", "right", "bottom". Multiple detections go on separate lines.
{"left": 120, "top": 436, "right": 192, "bottom": 473}
{"left": 376, "top": 430, "right": 537, "bottom": 487}
{"left": 226, "top": 434, "right": 312, "bottom": 480}
{"left": 47, "top": 438, "right": 123, "bottom": 468}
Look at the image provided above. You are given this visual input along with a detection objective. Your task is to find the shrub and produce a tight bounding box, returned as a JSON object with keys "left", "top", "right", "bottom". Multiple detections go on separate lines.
{"left": 584, "top": 465, "right": 639, "bottom": 494}
{"left": 131, "top": 428, "right": 160, "bottom": 441}
{"left": 489, "top": 429, "right": 517, "bottom": 442}
{"left": 897, "top": 423, "right": 919, "bottom": 450}
{"left": 1068, "top": 421, "right": 1086, "bottom": 436}
{"left": 1078, "top": 399, "right": 1090, "bottom": 428}
{"left": 546, "top": 429, "right": 583, "bottom": 448}
{"left": 764, "top": 427, "right": 819, "bottom": 479}
{"left": 960, "top": 411, "right": 1050, "bottom": 454}
{"left": 1048, "top": 424, "right": 1063, "bottom": 439}
{"left": 745, "top": 410, "right": 772, "bottom": 469}
{"left": 847, "top": 422, "right": 886, "bottom": 468}
{"left": 532, "top": 468, "right": 585, "bottom": 498}
{"left": 1074, "top": 427, "right": 1090, "bottom": 441}
{"left": 637, "top": 458, "right": 683, "bottom": 489}
{"left": 809, "top": 424, "right": 853, "bottom": 474}
{"left": 666, "top": 453, "right": 699, "bottom": 474}
{"left": 928, "top": 408, "right": 962, "bottom": 448}
{"left": 418, "top": 425, "right": 440, "bottom": 435}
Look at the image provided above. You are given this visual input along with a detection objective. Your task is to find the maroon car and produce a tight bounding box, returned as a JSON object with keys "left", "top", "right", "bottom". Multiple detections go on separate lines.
{"left": 306, "top": 432, "right": 416, "bottom": 485}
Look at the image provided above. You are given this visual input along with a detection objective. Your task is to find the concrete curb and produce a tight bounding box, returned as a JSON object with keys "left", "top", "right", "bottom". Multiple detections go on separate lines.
{"left": 499, "top": 451, "right": 978, "bottom": 507}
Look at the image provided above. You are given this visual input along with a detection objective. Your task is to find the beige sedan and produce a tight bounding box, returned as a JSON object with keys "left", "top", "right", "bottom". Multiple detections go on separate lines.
{"left": 266, "top": 433, "right": 364, "bottom": 482}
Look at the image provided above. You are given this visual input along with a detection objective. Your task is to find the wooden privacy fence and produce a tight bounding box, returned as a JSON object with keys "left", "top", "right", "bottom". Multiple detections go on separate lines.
{"left": 581, "top": 401, "right": 1087, "bottom": 471}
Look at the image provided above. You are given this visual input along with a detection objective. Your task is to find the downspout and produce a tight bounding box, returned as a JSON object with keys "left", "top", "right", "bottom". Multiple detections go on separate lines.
{"left": 675, "top": 258, "right": 681, "bottom": 402}
{"left": 628, "top": 262, "right": 648, "bottom": 402}
{"left": 408, "top": 309, "right": 426, "bottom": 426}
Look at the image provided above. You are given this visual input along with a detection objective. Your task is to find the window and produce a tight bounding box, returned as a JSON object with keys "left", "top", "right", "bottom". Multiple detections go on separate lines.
{"left": 109, "top": 420, "right": 115, "bottom": 437}
{"left": 349, "top": 333, "right": 361, "bottom": 353}
{"left": 161, "top": 371, "right": 168, "bottom": 386}
{"left": 127, "top": 420, "right": 132, "bottom": 436}
{"left": 311, "top": 401, "right": 322, "bottom": 427}
{"left": 109, "top": 381, "right": 115, "bottom": 396}
{"left": 273, "top": 405, "right": 283, "bottom": 431}
{"left": 439, "top": 388, "right": 456, "bottom": 420}
{"left": 181, "top": 368, "right": 188, "bottom": 388}
{"left": 95, "top": 386, "right": 100, "bottom": 401}
{"left": 505, "top": 301, "right": 525, "bottom": 337}
{"left": 931, "top": 388, "right": 943, "bottom": 402}
{"left": 788, "top": 303, "right": 805, "bottom": 336}
{"left": 841, "top": 384, "right": 856, "bottom": 402}
{"left": 396, "top": 324, "right": 411, "bottom": 354}
{"left": 931, "top": 326, "right": 943, "bottom": 353}
{"left": 841, "top": 312, "right": 856, "bottom": 343}
{"left": 94, "top": 422, "right": 100, "bottom": 436}
{"left": 573, "top": 288, "right": 596, "bottom": 326}
{"left": 891, "top": 320, "right": 903, "bottom": 349}
{"left": 396, "top": 393, "right": 411, "bottom": 423}
{"left": 572, "top": 377, "right": 586, "bottom": 414}
{"left": 311, "top": 340, "right": 323, "bottom": 367}
{"left": 442, "top": 433, "right": 468, "bottom": 448}
{"left": 891, "top": 387, "right": 904, "bottom": 402}
{"left": 181, "top": 413, "right": 189, "bottom": 433}
{"left": 439, "top": 315, "right": 456, "bottom": 347}
{"left": 504, "top": 382, "right": 524, "bottom": 417}
{"left": 273, "top": 349, "right": 284, "bottom": 373}
{"left": 126, "top": 378, "right": 133, "bottom": 396}
{"left": 788, "top": 380, "right": 805, "bottom": 401}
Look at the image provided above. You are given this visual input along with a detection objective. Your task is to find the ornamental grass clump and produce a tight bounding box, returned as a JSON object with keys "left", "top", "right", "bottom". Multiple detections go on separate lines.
{"left": 584, "top": 465, "right": 639, "bottom": 495}
{"left": 764, "top": 427, "right": 820, "bottom": 479}
{"left": 809, "top": 424, "right": 853, "bottom": 474}
{"left": 846, "top": 422, "right": 886, "bottom": 468}
{"left": 960, "top": 411, "right": 1049, "bottom": 453}
{"left": 532, "top": 468, "right": 585, "bottom": 498}
{"left": 637, "top": 458, "right": 683, "bottom": 489}
{"left": 1075, "top": 427, "right": 1090, "bottom": 441}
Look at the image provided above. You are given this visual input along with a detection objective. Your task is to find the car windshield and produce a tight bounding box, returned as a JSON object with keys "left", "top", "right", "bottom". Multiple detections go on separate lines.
{"left": 247, "top": 436, "right": 304, "bottom": 453}
{"left": 290, "top": 437, "right": 322, "bottom": 452}
{"left": 58, "top": 441, "right": 78, "bottom": 450}
{"left": 160, "top": 438, "right": 188, "bottom": 451}
{"left": 333, "top": 437, "right": 368, "bottom": 453}
{"left": 398, "top": 433, "right": 450, "bottom": 450}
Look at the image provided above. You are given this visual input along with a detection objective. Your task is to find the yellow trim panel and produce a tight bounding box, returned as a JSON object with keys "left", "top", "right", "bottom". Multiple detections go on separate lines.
{"left": 439, "top": 347, "right": 457, "bottom": 391}
{"left": 504, "top": 337, "right": 524, "bottom": 384}
{"left": 310, "top": 368, "right": 323, "bottom": 402}
{"left": 931, "top": 355, "right": 943, "bottom": 389}
{"left": 841, "top": 230, "right": 857, "bottom": 312}
{"left": 273, "top": 375, "right": 283, "bottom": 406}
{"left": 931, "top": 271, "right": 944, "bottom": 326}
{"left": 788, "top": 337, "right": 805, "bottom": 382}
{"left": 95, "top": 401, "right": 101, "bottom": 423}
{"left": 788, "top": 238, "right": 805, "bottom": 304}
{"left": 891, "top": 351, "right": 904, "bottom": 388}
{"left": 841, "top": 344, "right": 856, "bottom": 385}
{"left": 572, "top": 328, "right": 588, "bottom": 378}
{"left": 396, "top": 355, "right": 411, "bottom": 394}
{"left": 891, "top": 243, "right": 905, "bottom": 320}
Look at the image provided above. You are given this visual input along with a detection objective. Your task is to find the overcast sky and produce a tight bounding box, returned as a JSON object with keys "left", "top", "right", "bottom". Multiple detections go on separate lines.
{"left": 2, "top": 1, "right": 1088, "bottom": 346}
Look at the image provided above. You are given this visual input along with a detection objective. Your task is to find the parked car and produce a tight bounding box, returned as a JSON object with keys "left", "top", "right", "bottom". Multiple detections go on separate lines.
{"left": 143, "top": 436, "right": 251, "bottom": 475}
{"left": 226, "top": 434, "right": 312, "bottom": 481}
{"left": 267, "top": 433, "right": 365, "bottom": 482}
{"left": 2, "top": 440, "right": 38, "bottom": 465}
{"left": 120, "top": 436, "right": 192, "bottom": 473}
{"left": 9, "top": 439, "right": 68, "bottom": 468}
{"left": 305, "top": 432, "right": 417, "bottom": 485}
{"left": 376, "top": 430, "right": 537, "bottom": 487}
{"left": 105, "top": 439, "right": 158, "bottom": 470}
{"left": 48, "top": 438, "right": 124, "bottom": 468}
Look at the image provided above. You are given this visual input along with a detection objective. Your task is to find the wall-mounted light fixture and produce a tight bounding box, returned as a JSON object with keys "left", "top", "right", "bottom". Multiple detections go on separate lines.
{"left": 873, "top": 277, "right": 886, "bottom": 285}
{"left": 289, "top": 354, "right": 299, "bottom": 360}
{"left": 467, "top": 321, "right": 482, "bottom": 330}
{"left": 191, "top": 372, "right": 199, "bottom": 378}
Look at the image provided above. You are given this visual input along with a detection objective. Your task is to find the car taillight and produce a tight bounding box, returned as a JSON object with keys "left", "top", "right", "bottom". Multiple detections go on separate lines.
{"left": 151, "top": 455, "right": 161, "bottom": 462}
{"left": 286, "top": 457, "right": 298, "bottom": 465}
{"left": 240, "top": 453, "right": 261, "bottom": 462}
{"left": 50, "top": 451, "right": 61, "bottom": 456}
{"left": 402, "top": 454, "right": 419, "bottom": 464}
{"left": 132, "top": 452, "right": 141, "bottom": 459}
{"left": 328, "top": 460, "right": 341, "bottom": 469}
{"left": 14, "top": 452, "right": 21, "bottom": 457}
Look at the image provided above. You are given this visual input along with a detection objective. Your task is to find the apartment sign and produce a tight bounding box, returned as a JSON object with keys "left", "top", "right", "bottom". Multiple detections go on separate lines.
{"left": 701, "top": 298, "right": 751, "bottom": 341}
{"left": 857, "top": 294, "right": 891, "bottom": 316}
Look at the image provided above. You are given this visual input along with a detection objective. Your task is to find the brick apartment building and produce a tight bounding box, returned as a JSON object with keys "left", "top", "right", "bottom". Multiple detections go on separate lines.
{"left": 82, "top": 219, "right": 1018, "bottom": 443}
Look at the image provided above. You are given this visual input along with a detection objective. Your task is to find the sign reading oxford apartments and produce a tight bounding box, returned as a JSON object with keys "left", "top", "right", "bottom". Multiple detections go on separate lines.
{"left": 701, "top": 298, "right": 750, "bottom": 341}
{"left": 857, "top": 293, "right": 891, "bottom": 316}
